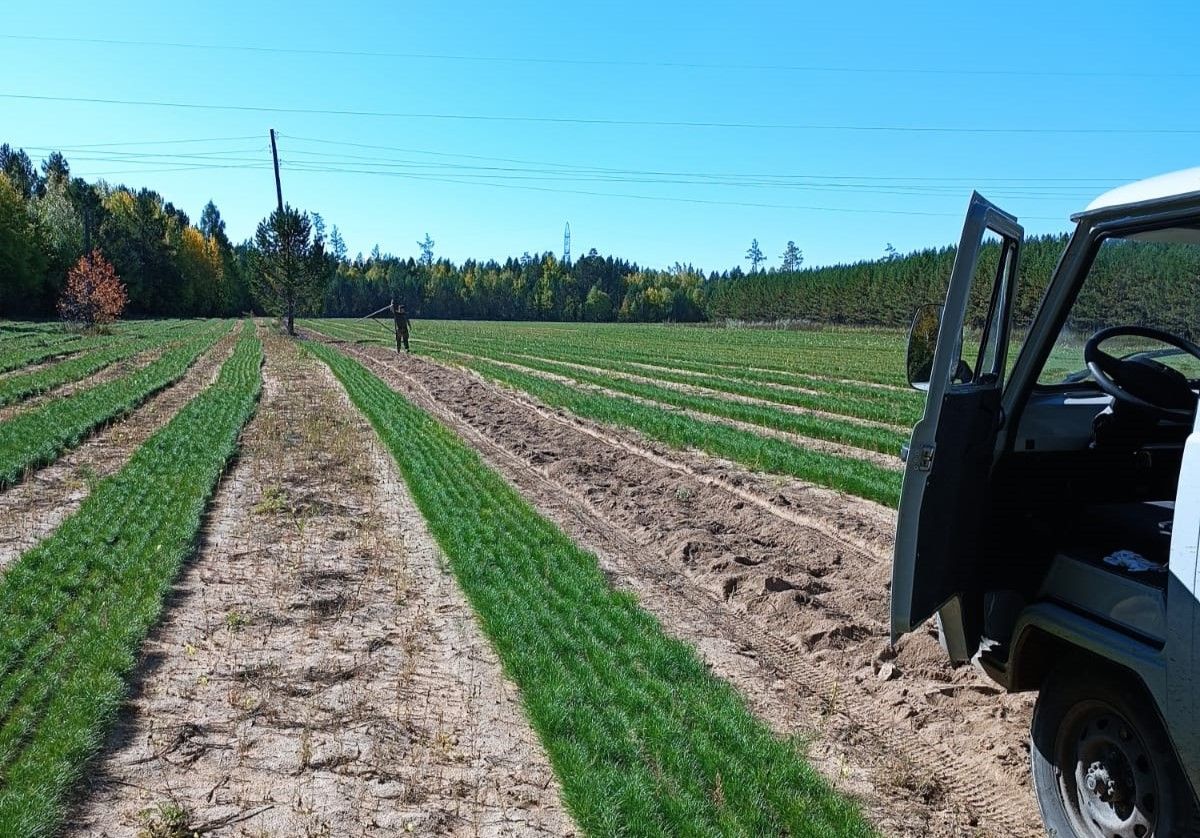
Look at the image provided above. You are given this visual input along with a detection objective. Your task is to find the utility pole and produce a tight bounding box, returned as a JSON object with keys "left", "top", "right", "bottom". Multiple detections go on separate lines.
{"left": 269, "top": 128, "right": 284, "bottom": 213}
{"left": 563, "top": 222, "right": 571, "bottom": 267}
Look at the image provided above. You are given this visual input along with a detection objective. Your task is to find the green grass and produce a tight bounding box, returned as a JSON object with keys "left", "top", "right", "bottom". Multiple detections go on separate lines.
{"left": 0, "top": 322, "right": 262, "bottom": 837}
{"left": 0, "top": 322, "right": 189, "bottom": 375}
{"left": 455, "top": 355, "right": 901, "bottom": 507}
{"left": 0, "top": 321, "right": 230, "bottom": 487}
{"left": 423, "top": 345, "right": 909, "bottom": 456}
{"left": 411, "top": 320, "right": 916, "bottom": 386}
{"left": 0, "top": 333, "right": 94, "bottom": 375}
{"left": 306, "top": 319, "right": 904, "bottom": 504}
{"left": 0, "top": 321, "right": 207, "bottom": 408}
{"left": 310, "top": 319, "right": 909, "bottom": 453}
{"left": 407, "top": 330, "right": 924, "bottom": 425}
{"left": 307, "top": 340, "right": 875, "bottom": 837}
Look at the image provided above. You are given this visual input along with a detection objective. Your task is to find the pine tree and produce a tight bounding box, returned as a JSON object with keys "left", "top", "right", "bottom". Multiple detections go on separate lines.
{"left": 746, "top": 238, "right": 765, "bottom": 273}
{"left": 781, "top": 241, "right": 803, "bottom": 271}
{"left": 251, "top": 205, "right": 326, "bottom": 335}
{"left": 418, "top": 233, "right": 435, "bottom": 267}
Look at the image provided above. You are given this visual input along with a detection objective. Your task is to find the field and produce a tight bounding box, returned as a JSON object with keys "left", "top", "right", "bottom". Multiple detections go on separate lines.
{"left": 0, "top": 318, "right": 1046, "bottom": 837}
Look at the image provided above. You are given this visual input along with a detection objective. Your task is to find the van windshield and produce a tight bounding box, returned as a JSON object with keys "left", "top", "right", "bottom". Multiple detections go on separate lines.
{"left": 1036, "top": 228, "right": 1200, "bottom": 385}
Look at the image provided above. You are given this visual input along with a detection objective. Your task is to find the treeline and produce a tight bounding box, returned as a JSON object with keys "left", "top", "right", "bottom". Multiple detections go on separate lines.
{"left": 325, "top": 247, "right": 707, "bottom": 322}
{"left": 4, "top": 141, "right": 1198, "bottom": 330}
{"left": 0, "top": 142, "right": 708, "bottom": 323}
{"left": 710, "top": 234, "right": 1200, "bottom": 335}
{"left": 0, "top": 145, "right": 254, "bottom": 318}
{"left": 708, "top": 235, "right": 1072, "bottom": 329}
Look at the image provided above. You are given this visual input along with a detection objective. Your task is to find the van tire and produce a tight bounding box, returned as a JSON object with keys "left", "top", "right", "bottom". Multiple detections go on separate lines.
{"left": 1031, "top": 664, "right": 1198, "bottom": 837}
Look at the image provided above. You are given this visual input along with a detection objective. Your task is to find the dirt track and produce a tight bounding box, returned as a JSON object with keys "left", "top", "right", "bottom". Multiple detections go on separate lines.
{"left": 326, "top": 339, "right": 1043, "bottom": 838}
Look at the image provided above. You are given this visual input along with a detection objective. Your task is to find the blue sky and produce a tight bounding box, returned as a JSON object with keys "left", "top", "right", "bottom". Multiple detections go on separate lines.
{"left": 2, "top": 0, "right": 1198, "bottom": 272}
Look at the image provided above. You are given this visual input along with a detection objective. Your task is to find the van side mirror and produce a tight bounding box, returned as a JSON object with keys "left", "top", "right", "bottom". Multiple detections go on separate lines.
{"left": 906, "top": 304, "right": 943, "bottom": 390}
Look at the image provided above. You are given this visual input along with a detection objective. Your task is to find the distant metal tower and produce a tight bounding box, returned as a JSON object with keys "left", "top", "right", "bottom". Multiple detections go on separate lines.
{"left": 562, "top": 222, "right": 571, "bottom": 266}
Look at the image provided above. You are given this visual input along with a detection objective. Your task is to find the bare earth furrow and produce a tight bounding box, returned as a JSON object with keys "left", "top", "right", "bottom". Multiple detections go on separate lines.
{"left": 328, "top": 340, "right": 1041, "bottom": 838}
{"left": 67, "top": 329, "right": 575, "bottom": 838}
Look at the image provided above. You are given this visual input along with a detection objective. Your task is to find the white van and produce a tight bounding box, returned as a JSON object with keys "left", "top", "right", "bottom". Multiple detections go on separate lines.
{"left": 893, "top": 170, "right": 1200, "bottom": 837}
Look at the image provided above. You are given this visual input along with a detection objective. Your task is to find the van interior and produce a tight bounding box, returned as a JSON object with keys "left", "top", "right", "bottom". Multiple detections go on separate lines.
{"left": 969, "top": 227, "right": 1200, "bottom": 654}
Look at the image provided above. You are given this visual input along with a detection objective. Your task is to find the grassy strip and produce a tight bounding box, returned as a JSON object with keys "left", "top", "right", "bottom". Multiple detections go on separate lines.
{"left": 0, "top": 331, "right": 81, "bottom": 358}
{"left": 452, "top": 354, "right": 902, "bottom": 506}
{"left": 408, "top": 327, "right": 923, "bottom": 423}
{"left": 307, "top": 340, "right": 875, "bottom": 837}
{"left": 424, "top": 344, "right": 906, "bottom": 461}
{"left": 0, "top": 322, "right": 262, "bottom": 837}
{"left": 427, "top": 343, "right": 910, "bottom": 452}
{"left": 303, "top": 320, "right": 902, "bottom": 501}
{"left": 302, "top": 319, "right": 916, "bottom": 425}
{"left": 0, "top": 334, "right": 93, "bottom": 375}
{"left": 0, "top": 322, "right": 191, "bottom": 375}
{"left": 303, "top": 322, "right": 907, "bottom": 456}
{"left": 409, "top": 319, "right": 913, "bottom": 386}
{"left": 0, "top": 321, "right": 230, "bottom": 487}
{"left": 0, "top": 322, "right": 205, "bottom": 408}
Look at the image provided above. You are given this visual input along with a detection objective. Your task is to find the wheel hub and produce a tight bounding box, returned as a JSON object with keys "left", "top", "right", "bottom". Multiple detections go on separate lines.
{"left": 1059, "top": 706, "right": 1160, "bottom": 838}
{"left": 1083, "top": 752, "right": 1133, "bottom": 814}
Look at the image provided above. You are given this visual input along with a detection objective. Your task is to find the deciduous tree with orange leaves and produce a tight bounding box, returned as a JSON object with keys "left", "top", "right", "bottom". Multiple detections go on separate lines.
{"left": 58, "top": 249, "right": 128, "bottom": 328}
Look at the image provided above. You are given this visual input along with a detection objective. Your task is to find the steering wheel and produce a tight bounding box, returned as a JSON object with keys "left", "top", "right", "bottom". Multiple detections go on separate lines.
{"left": 1084, "top": 325, "right": 1200, "bottom": 421}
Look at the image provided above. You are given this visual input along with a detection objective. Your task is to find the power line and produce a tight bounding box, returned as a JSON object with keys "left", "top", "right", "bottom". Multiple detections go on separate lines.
{"left": 276, "top": 161, "right": 1069, "bottom": 221}
{"left": 66, "top": 163, "right": 270, "bottom": 177}
{"left": 1, "top": 33, "right": 1193, "bottom": 80}
{"left": 10, "top": 131, "right": 1136, "bottom": 185}
{"left": 39, "top": 144, "right": 1096, "bottom": 200}
{"left": 281, "top": 134, "right": 1130, "bottom": 184}
{"left": 34, "top": 135, "right": 263, "bottom": 149}
{"left": 13, "top": 138, "right": 1105, "bottom": 196}
{"left": 6, "top": 132, "right": 1104, "bottom": 208}
{"left": 3, "top": 91, "right": 1198, "bottom": 135}
{"left": 277, "top": 159, "right": 1095, "bottom": 200}
{"left": 277, "top": 147, "right": 1109, "bottom": 192}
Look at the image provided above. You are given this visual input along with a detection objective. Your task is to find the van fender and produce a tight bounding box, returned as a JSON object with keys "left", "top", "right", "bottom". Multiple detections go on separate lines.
{"left": 1002, "top": 602, "right": 1165, "bottom": 699}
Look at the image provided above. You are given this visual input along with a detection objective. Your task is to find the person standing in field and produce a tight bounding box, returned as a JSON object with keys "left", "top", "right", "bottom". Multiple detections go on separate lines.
{"left": 392, "top": 300, "right": 410, "bottom": 353}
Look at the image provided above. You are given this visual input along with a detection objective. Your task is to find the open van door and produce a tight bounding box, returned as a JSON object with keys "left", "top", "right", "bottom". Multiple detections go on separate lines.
{"left": 891, "top": 193, "right": 1023, "bottom": 653}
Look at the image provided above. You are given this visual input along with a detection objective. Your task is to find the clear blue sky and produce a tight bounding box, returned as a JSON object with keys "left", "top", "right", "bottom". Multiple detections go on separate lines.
{"left": 2, "top": 0, "right": 1198, "bottom": 272}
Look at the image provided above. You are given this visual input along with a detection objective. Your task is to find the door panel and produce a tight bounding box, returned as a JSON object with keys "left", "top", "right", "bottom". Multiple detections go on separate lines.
{"left": 892, "top": 193, "right": 1024, "bottom": 644}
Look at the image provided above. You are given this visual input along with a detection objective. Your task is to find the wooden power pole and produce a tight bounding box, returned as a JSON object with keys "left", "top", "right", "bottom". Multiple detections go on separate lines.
{"left": 269, "top": 129, "right": 284, "bottom": 213}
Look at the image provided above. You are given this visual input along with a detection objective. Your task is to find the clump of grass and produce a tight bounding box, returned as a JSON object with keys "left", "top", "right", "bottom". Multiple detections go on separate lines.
{"left": 252, "top": 485, "right": 288, "bottom": 514}
{"left": 138, "top": 800, "right": 194, "bottom": 838}
{"left": 309, "top": 341, "right": 876, "bottom": 837}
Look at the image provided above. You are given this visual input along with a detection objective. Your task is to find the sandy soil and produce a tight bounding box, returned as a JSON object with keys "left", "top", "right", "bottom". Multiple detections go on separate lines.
{"left": 448, "top": 352, "right": 901, "bottom": 471}
{"left": 66, "top": 330, "right": 575, "bottom": 837}
{"left": 327, "top": 339, "right": 1042, "bottom": 838}
{"left": 0, "top": 330, "right": 240, "bottom": 570}
{"left": 429, "top": 340, "right": 908, "bottom": 434}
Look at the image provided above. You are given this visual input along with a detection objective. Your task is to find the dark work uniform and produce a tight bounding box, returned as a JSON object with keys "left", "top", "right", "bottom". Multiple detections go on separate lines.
{"left": 393, "top": 304, "right": 410, "bottom": 353}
